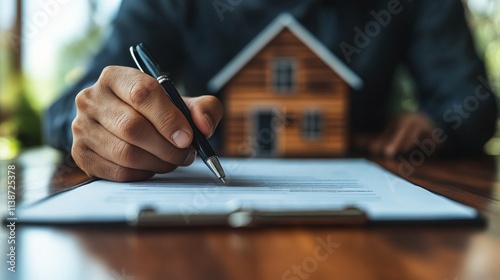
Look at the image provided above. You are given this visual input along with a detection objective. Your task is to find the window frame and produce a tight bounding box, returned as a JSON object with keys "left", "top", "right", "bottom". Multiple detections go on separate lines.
{"left": 272, "top": 57, "right": 297, "bottom": 94}
{"left": 302, "top": 109, "right": 323, "bottom": 140}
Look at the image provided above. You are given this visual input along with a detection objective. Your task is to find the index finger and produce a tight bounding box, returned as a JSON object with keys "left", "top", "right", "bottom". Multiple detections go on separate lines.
{"left": 98, "top": 66, "right": 193, "bottom": 148}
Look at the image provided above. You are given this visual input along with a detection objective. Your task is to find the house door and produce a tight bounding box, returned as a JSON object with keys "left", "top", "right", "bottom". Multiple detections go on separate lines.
{"left": 254, "top": 111, "right": 276, "bottom": 156}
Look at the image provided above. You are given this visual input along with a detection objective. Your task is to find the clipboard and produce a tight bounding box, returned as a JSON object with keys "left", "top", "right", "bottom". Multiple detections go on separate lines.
{"left": 129, "top": 206, "right": 368, "bottom": 227}
{"left": 11, "top": 159, "right": 485, "bottom": 228}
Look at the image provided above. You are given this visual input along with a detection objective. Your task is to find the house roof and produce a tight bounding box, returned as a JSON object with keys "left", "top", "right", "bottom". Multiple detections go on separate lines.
{"left": 207, "top": 13, "right": 364, "bottom": 92}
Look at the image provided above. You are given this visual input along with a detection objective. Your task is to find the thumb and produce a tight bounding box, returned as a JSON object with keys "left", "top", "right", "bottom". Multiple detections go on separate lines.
{"left": 184, "top": 95, "right": 224, "bottom": 138}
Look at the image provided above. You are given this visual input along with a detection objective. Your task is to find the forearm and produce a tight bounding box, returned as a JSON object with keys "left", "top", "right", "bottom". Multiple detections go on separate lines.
{"left": 408, "top": 0, "right": 498, "bottom": 155}
{"left": 423, "top": 78, "right": 498, "bottom": 155}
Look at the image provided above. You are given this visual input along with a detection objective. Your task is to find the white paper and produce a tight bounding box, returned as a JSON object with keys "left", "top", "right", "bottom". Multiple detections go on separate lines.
{"left": 16, "top": 159, "right": 478, "bottom": 224}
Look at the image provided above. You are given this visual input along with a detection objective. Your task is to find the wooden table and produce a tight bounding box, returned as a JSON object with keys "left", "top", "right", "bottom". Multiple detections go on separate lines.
{"left": 1, "top": 148, "right": 499, "bottom": 280}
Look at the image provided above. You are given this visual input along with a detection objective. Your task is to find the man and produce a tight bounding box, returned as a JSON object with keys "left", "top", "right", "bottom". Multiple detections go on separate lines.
{"left": 44, "top": 0, "right": 498, "bottom": 181}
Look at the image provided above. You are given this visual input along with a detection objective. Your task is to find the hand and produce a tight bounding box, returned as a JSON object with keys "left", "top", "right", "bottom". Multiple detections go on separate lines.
{"left": 71, "top": 66, "right": 223, "bottom": 181}
{"left": 355, "top": 112, "right": 437, "bottom": 158}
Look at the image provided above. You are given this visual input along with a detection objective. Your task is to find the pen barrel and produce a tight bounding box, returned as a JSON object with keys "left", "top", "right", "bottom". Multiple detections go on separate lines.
{"left": 160, "top": 80, "right": 216, "bottom": 161}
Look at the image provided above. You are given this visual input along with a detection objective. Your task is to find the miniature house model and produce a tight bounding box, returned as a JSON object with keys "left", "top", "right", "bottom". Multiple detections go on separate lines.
{"left": 208, "top": 14, "right": 363, "bottom": 157}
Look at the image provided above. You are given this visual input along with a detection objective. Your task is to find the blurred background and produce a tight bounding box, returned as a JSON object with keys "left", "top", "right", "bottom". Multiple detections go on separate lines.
{"left": 0, "top": 0, "right": 499, "bottom": 159}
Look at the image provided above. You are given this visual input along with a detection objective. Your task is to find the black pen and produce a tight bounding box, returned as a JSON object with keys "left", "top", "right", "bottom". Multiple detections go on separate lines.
{"left": 130, "top": 43, "right": 226, "bottom": 183}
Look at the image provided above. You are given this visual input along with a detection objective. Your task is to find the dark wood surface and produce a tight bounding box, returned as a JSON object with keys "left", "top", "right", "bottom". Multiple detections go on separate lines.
{"left": 1, "top": 148, "right": 499, "bottom": 280}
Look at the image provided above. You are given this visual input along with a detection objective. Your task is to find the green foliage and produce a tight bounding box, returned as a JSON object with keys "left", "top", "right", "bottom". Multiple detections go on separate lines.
{"left": 460, "top": 1, "right": 500, "bottom": 153}
{"left": 0, "top": 2, "right": 106, "bottom": 151}
{"left": 55, "top": 25, "right": 104, "bottom": 93}
{"left": 15, "top": 87, "right": 42, "bottom": 147}
{"left": 465, "top": 0, "right": 500, "bottom": 92}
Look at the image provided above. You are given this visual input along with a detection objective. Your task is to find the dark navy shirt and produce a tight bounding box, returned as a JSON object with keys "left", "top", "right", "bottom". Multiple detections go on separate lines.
{"left": 44, "top": 0, "right": 498, "bottom": 155}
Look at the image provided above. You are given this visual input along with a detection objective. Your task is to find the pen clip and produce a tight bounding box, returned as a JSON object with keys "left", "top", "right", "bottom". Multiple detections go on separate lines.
{"left": 129, "top": 46, "right": 147, "bottom": 74}
{"left": 130, "top": 44, "right": 171, "bottom": 84}
{"left": 134, "top": 43, "right": 168, "bottom": 79}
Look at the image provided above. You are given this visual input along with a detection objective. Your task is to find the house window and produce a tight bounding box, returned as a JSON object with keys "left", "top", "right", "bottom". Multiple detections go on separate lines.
{"left": 302, "top": 110, "right": 323, "bottom": 140}
{"left": 273, "top": 58, "right": 296, "bottom": 93}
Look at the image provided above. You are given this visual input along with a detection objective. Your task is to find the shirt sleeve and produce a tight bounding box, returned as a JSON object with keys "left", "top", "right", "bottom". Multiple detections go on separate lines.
{"left": 43, "top": 0, "right": 188, "bottom": 153}
{"left": 406, "top": 0, "right": 498, "bottom": 155}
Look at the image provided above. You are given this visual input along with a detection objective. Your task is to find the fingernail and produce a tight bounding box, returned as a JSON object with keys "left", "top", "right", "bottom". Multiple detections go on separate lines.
{"left": 203, "top": 113, "right": 214, "bottom": 137}
{"left": 171, "top": 130, "right": 192, "bottom": 148}
{"left": 183, "top": 150, "right": 197, "bottom": 165}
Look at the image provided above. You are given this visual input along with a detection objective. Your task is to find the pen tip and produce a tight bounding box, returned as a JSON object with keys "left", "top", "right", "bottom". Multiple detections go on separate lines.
{"left": 220, "top": 177, "right": 227, "bottom": 184}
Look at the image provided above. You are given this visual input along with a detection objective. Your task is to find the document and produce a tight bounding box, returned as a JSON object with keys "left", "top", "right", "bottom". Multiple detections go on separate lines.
{"left": 16, "top": 159, "right": 480, "bottom": 226}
